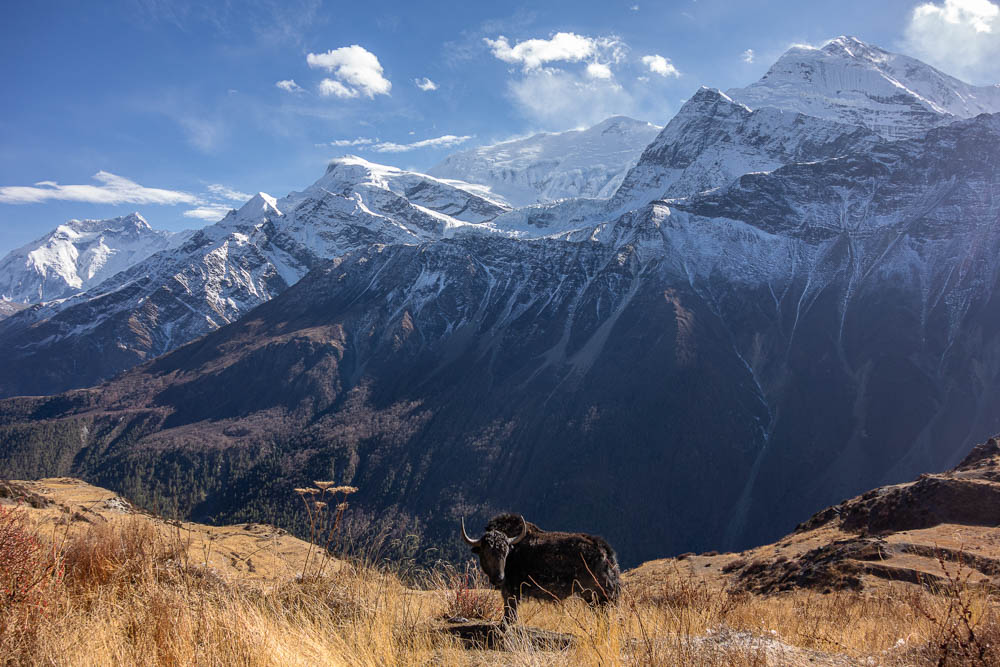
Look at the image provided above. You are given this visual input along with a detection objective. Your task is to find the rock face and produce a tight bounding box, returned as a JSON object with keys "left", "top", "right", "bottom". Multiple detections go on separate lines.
{"left": 0, "top": 213, "right": 183, "bottom": 303}
{"left": 2, "top": 37, "right": 1000, "bottom": 568}
{"left": 0, "top": 300, "right": 27, "bottom": 320}
{"left": 429, "top": 116, "right": 661, "bottom": 207}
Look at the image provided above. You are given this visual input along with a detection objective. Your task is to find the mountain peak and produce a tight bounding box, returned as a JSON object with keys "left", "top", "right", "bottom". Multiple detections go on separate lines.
{"left": 822, "top": 35, "right": 887, "bottom": 58}
{"left": 726, "top": 37, "right": 1000, "bottom": 138}
{"left": 119, "top": 212, "right": 152, "bottom": 232}
{"left": 0, "top": 212, "right": 178, "bottom": 304}
{"left": 429, "top": 116, "right": 660, "bottom": 207}
{"left": 237, "top": 192, "right": 281, "bottom": 219}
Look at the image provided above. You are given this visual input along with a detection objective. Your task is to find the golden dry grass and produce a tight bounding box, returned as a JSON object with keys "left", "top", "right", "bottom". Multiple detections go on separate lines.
{"left": 4, "top": 480, "right": 1000, "bottom": 666}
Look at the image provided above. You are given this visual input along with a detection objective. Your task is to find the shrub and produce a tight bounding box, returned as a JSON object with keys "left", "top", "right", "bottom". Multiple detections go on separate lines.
{"left": 0, "top": 503, "right": 62, "bottom": 655}
{"left": 444, "top": 565, "right": 502, "bottom": 622}
{"left": 62, "top": 516, "right": 180, "bottom": 590}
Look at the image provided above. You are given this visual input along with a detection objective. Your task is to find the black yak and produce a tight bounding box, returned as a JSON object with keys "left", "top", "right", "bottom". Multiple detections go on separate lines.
{"left": 461, "top": 513, "right": 621, "bottom": 623}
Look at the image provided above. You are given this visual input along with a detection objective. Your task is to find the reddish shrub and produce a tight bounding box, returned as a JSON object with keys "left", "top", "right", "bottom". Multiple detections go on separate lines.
{"left": 0, "top": 504, "right": 62, "bottom": 645}
{"left": 446, "top": 566, "right": 502, "bottom": 622}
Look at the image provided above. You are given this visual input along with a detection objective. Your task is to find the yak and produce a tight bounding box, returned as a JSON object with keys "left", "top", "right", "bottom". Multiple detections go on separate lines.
{"left": 461, "top": 513, "right": 621, "bottom": 623}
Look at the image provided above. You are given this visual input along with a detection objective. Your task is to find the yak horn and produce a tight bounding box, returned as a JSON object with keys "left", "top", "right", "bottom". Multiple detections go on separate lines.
{"left": 508, "top": 515, "right": 528, "bottom": 546}
{"left": 461, "top": 518, "right": 482, "bottom": 547}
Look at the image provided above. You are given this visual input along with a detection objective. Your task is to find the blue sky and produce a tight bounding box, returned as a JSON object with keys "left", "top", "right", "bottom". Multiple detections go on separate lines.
{"left": 2, "top": 0, "right": 999, "bottom": 254}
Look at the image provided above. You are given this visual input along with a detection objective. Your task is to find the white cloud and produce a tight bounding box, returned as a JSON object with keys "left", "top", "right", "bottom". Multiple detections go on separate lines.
{"left": 318, "top": 78, "right": 359, "bottom": 98}
{"left": 586, "top": 62, "right": 613, "bottom": 79}
{"left": 485, "top": 32, "right": 624, "bottom": 71}
{"left": 506, "top": 68, "right": 635, "bottom": 127}
{"left": 415, "top": 77, "right": 438, "bottom": 91}
{"left": 903, "top": 0, "right": 1000, "bottom": 81}
{"left": 327, "top": 137, "right": 376, "bottom": 147}
{"left": 183, "top": 204, "right": 234, "bottom": 221}
{"left": 206, "top": 184, "right": 251, "bottom": 202}
{"left": 275, "top": 79, "right": 305, "bottom": 93}
{"left": 742, "top": 49, "right": 755, "bottom": 64}
{"left": 641, "top": 54, "right": 680, "bottom": 77}
{"left": 630, "top": 4, "right": 640, "bottom": 10}
{"left": 307, "top": 45, "right": 392, "bottom": 98}
{"left": 372, "top": 134, "right": 473, "bottom": 152}
{"left": 0, "top": 172, "right": 199, "bottom": 206}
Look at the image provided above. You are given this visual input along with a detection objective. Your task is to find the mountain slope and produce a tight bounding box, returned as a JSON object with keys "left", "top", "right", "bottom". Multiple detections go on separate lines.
{"left": 727, "top": 36, "right": 1000, "bottom": 139}
{"left": 0, "top": 159, "right": 508, "bottom": 398}
{"left": 429, "top": 116, "right": 661, "bottom": 207}
{"left": 3, "top": 113, "right": 1000, "bottom": 567}
{"left": 0, "top": 236, "right": 768, "bottom": 566}
{"left": 0, "top": 213, "right": 183, "bottom": 304}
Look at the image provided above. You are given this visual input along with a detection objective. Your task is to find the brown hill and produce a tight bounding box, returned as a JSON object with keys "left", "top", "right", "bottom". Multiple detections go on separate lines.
{"left": 628, "top": 437, "right": 1000, "bottom": 595}
{"left": 0, "top": 477, "right": 343, "bottom": 582}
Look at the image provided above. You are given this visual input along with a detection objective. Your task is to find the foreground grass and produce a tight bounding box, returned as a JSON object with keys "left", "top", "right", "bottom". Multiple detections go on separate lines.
{"left": 3, "top": 508, "right": 1000, "bottom": 665}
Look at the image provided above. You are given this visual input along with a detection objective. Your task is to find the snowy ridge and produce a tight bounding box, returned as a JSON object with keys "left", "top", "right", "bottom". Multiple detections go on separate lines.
{"left": 0, "top": 213, "right": 185, "bottom": 304}
{"left": 610, "top": 87, "right": 884, "bottom": 211}
{"left": 0, "top": 159, "right": 510, "bottom": 381}
{"left": 4, "top": 36, "right": 1000, "bottom": 402}
{"left": 727, "top": 36, "right": 1000, "bottom": 139}
{"left": 429, "top": 116, "right": 661, "bottom": 207}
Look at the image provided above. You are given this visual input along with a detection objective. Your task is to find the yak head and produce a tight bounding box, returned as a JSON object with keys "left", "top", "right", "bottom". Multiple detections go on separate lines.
{"left": 461, "top": 515, "right": 527, "bottom": 587}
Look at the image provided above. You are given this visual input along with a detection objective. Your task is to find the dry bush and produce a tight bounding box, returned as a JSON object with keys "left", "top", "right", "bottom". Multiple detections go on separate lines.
{"left": 0, "top": 503, "right": 63, "bottom": 662}
{"left": 903, "top": 553, "right": 1000, "bottom": 665}
{"left": 441, "top": 563, "right": 503, "bottom": 622}
{"left": 61, "top": 516, "right": 182, "bottom": 590}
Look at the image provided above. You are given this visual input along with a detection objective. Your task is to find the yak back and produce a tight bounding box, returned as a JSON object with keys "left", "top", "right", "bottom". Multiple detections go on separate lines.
{"left": 485, "top": 513, "right": 542, "bottom": 537}
{"left": 485, "top": 513, "right": 621, "bottom": 601}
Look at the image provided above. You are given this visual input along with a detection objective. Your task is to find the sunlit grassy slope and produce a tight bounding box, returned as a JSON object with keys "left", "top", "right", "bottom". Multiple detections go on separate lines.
{"left": 2, "top": 477, "right": 999, "bottom": 666}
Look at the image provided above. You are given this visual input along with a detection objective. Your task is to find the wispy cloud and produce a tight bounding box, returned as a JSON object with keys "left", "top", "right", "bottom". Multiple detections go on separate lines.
{"left": 324, "top": 137, "right": 377, "bottom": 147}
{"left": 0, "top": 172, "right": 199, "bottom": 206}
{"left": 741, "top": 49, "right": 755, "bottom": 63}
{"left": 307, "top": 45, "right": 391, "bottom": 98}
{"left": 183, "top": 204, "right": 234, "bottom": 220}
{"left": 415, "top": 77, "right": 438, "bottom": 91}
{"left": 641, "top": 54, "right": 680, "bottom": 77}
{"left": 0, "top": 170, "right": 256, "bottom": 228}
{"left": 275, "top": 79, "right": 305, "bottom": 93}
{"left": 903, "top": 0, "right": 1000, "bottom": 82}
{"left": 505, "top": 68, "right": 635, "bottom": 127}
{"left": 206, "top": 183, "right": 251, "bottom": 201}
{"left": 371, "top": 134, "right": 473, "bottom": 152}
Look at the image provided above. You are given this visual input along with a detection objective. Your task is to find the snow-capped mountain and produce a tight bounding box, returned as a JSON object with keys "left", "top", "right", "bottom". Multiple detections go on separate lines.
{"left": 0, "top": 158, "right": 507, "bottom": 397}
{"left": 0, "top": 213, "right": 183, "bottom": 304}
{"left": 5, "top": 110, "right": 1000, "bottom": 566}
{"left": 429, "top": 116, "right": 661, "bottom": 207}
{"left": 4, "top": 36, "right": 1000, "bottom": 567}
{"left": 727, "top": 36, "right": 1000, "bottom": 139}
{"left": 609, "top": 86, "right": 883, "bottom": 210}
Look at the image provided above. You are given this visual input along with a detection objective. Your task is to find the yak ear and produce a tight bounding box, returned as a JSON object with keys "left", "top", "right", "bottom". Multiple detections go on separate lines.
{"left": 470, "top": 546, "right": 481, "bottom": 554}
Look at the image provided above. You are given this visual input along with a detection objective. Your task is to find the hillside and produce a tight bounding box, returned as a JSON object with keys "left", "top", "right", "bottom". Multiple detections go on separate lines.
{"left": 5, "top": 444, "right": 1000, "bottom": 665}
{"left": 629, "top": 437, "right": 1000, "bottom": 596}
{"left": 0, "top": 477, "right": 343, "bottom": 582}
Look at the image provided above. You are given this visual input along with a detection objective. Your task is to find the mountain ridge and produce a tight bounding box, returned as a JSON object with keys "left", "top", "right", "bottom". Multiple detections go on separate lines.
{"left": 0, "top": 212, "right": 186, "bottom": 304}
